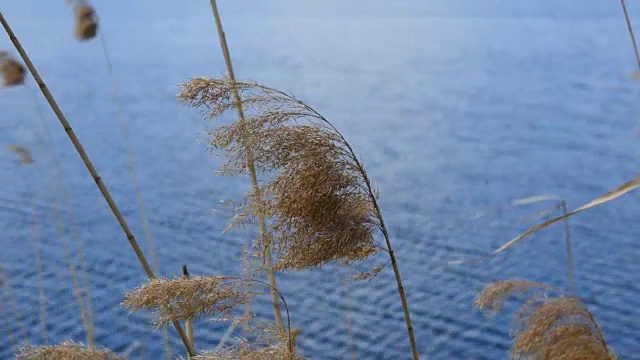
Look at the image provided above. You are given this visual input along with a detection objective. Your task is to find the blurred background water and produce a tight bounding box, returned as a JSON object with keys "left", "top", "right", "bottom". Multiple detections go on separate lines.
{"left": 1, "top": 1, "right": 639, "bottom": 359}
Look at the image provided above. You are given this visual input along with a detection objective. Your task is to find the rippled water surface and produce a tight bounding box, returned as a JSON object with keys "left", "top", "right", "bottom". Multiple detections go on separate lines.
{"left": 1, "top": 1, "right": 639, "bottom": 359}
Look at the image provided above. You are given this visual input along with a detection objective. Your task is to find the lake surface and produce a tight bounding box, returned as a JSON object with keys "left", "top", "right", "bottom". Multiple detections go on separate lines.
{"left": 1, "top": 1, "right": 639, "bottom": 359}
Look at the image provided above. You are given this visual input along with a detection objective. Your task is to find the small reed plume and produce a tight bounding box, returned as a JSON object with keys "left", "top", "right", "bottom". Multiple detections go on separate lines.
{"left": 123, "top": 276, "right": 250, "bottom": 327}
{"left": 196, "top": 321, "right": 303, "bottom": 360}
{"left": 67, "top": 0, "right": 98, "bottom": 41}
{"left": 0, "top": 51, "right": 25, "bottom": 87}
{"left": 179, "top": 77, "right": 418, "bottom": 359}
{"left": 476, "top": 280, "right": 615, "bottom": 359}
{"left": 17, "top": 342, "right": 124, "bottom": 360}
{"left": 7, "top": 144, "right": 35, "bottom": 164}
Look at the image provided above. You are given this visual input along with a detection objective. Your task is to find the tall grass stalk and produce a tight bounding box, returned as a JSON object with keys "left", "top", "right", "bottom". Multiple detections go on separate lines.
{"left": 96, "top": 30, "right": 172, "bottom": 360}
{"left": 182, "top": 266, "right": 196, "bottom": 359}
{"left": 620, "top": 0, "right": 640, "bottom": 70}
{"left": 29, "top": 192, "right": 48, "bottom": 345}
{"left": 26, "top": 86, "right": 96, "bottom": 347}
{"left": 0, "top": 10, "right": 196, "bottom": 357}
{"left": 0, "top": 268, "right": 17, "bottom": 355}
{"left": 208, "top": 0, "right": 284, "bottom": 333}
{"left": 559, "top": 201, "right": 575, "bottom": 295}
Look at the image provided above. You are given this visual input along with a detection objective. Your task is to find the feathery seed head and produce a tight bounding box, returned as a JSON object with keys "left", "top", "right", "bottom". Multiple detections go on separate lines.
{"left": 179, "top": 77, "right": 381, "bottom": 270}
{"left": 70, "top": 1, "right": 98, "bottom": 41}
{"left": 0, "top": 52, "right": 25, "bottom": 87}
{"left": 17, "top": 342, "right": 124, "bottom": 360}
{"left": 123, "top": 276, "right": 249, "bottom": 327}
{"left": 476, "top": 280, "right": 613, "bottom": 360}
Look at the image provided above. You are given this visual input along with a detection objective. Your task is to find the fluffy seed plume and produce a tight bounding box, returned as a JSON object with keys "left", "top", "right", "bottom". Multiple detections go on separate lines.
{"left": 68, "top": 0, "right": 98, "bottom": 41}
{"left": 476, "top": 280, "right": 614, "bottom": 360}
{"left": 123, "top": 276, "right": 249, "bottom": 327}
{"left": 17, "top": 342, "right": 124, "bottom": 360}
{"left": 7, "top": 144, "right": 35, "bottom": 164}
{"left": 0, "top": 51, "right": 25, "bottom": 87}
{"left": 179, "top": 77, "right": 380, "bottom": 270}
{"left": 194, "top": 322, "right": 303, "bottom": 360}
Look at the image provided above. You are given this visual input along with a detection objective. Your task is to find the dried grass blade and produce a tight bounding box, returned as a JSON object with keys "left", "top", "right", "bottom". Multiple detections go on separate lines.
{"left": 450, "top": 175, "right": 640, "bottom": 265}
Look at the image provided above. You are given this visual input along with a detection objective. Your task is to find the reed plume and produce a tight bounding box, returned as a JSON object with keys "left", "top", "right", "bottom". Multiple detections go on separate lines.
{"left": 17, "top": 342, "right": 124, "bottom": 360}
{"left": 123, "top": 276, "right": 250, "bottom": 327}
{"left": 195, "top": 322, "right": 303, "bottom": 360}
{"left": 68, "top": 0, "right": 98, "bottom": 41}
{"left": 476, "top": 280, "right": 615, "bottom": 359}
{"left": 0, "top": 51, "right": 24, "bottom": 86}
{"left": 179, "top": 77, "right": 418, "bottom": 359}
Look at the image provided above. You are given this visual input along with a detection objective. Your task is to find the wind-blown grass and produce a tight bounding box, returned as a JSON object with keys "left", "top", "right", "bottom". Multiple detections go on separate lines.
{"left": 476, "top": 280, "right": 615, "bottom": 359}
{"left": 179, "top": 77, "right": 419, "bottom": 359}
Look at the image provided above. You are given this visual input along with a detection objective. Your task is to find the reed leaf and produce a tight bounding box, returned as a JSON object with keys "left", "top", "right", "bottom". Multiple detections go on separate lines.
{"left": 450, "top": 175, "right": 640, "bottom": 264}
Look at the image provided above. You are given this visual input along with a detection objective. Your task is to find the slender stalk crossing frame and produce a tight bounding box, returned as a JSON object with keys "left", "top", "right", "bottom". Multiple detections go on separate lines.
{"left": 0, "top": 11, "right": 196, "bottom": 357}
{"left": 620, "top": 0, "right": 640, "bottom": 70}
{"left": 208, "top": 0, "right": 285, "bottom": 333}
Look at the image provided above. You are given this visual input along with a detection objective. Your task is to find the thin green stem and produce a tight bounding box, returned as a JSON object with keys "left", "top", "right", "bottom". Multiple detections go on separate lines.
{"left": 208, "top": 0, "right": 284, "bottom": 333}
{"left": 0, "top": 11, "right": 195, "bottom": 357}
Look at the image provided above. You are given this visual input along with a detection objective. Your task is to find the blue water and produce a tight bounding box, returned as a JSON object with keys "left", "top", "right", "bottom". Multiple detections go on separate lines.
{"left": 1, "top": 1, "right": 639, "bottom": 359}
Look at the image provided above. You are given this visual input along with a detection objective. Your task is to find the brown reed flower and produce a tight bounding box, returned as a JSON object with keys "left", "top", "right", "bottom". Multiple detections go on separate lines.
{"left": 70, "top": 1, "right": 98, "bottom": 41}
{"left": 0, "top": 51, "right": 25, "bottom": 87}
{"left": 7, "top": 144, "right": 35, "bottom": 164}
{"left": 123, "top": 276, "right": 249, "bottom": 327}
{"left": 194, "top": 321, "right": 303, "bottom": 360}
{"left": 476, "top": 280, "right": 614, "bottom": 360}
{"left": 17, "top": 342, "right": 124, "bottom": 360}
{"left": 179, "top": 77, "right": 380, "bottom": 271}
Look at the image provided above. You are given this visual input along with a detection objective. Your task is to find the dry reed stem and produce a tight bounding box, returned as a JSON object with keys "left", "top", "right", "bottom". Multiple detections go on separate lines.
{"left": 97, "top": 28, "right": 173, "bottom": 359}
{"left": 7, "top": 144, "right": 35, "bottom": 164}
{"left": 29, "top": 193, "right": 49, "bottom": 345}
{"left": 208, "top": 0, "right": 285, "bottom": 333}
{"left": 0, "top": 11, "right": 196, "bottom": 356}
{"left": 0, "top": 51, "right": 25, "bottom": 86}
{"left": 179, "top": 77, "right": 418, "bottom": 359}
{"left": 17, "top": 342, "right": 124, "bottom": 360}
{"left": 123, "top": 276, "right": 250, "bottom": 327}
{"left": 28, "top": 85, "right": 97, "bottom": 347}
{"left": 620, "top": 0, "right": 640, "bottom": 70}
{"left": 476, "top": 280, "right": 613, "bottom": 359}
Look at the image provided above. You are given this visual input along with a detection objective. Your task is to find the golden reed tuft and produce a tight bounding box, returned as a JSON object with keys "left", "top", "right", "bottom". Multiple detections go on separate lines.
{"left": 179, "top": 78, "right": 379, "bottom": 271}
{"left": 70, "top": 1, "right": 98, "bottom": 41}
{"left": 476, "top": 280, "right": 615, "bottom": 360}
{"left": 17, "top": 342, "right": 124, "bottom": 360}
{"left": 123, "top": 276, "right": 249, "bottom": 327}
{"left": 0, "top": 51, "right": 25, "bottom": 87}
{"left": 195, "top": 321, "right": 303, "bottom": 360}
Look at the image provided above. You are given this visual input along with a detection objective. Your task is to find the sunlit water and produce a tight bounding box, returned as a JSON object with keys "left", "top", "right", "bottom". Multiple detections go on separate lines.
{"left": 1, "top": 1, "right": 639, "bottom": 359}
